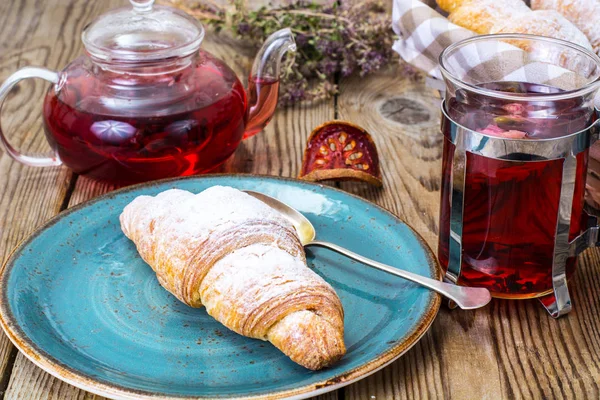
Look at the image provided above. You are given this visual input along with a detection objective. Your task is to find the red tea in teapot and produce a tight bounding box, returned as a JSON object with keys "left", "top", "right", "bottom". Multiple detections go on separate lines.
{"left": 43, "top": 54, "right": 280, "bottom": 183}
{"left": 438, "top": 81, "right": 592, "bottom": 297}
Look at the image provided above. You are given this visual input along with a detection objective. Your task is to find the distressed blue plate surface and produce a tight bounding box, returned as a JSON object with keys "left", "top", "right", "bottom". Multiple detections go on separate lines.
{"left": 0, "top": 175, "right": 440, "bottom": 399}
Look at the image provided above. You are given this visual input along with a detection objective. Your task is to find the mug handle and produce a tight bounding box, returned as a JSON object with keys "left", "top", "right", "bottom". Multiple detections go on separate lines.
{"left": 0, "top": 67, "right": 62, "bottom": 166}
{"left": 572, "top": 112, "right": 600, "bottom": 256}
{"left": 579, "top": 109, "right": 600, "bottom": 252}
{"left": 570, "top": 213, "right": 600, "bottom": 257}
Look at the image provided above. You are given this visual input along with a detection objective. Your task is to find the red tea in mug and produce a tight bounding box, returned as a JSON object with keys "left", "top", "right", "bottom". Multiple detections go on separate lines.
{"left": 438, "top": 82, "right": 592, "bottom": 298}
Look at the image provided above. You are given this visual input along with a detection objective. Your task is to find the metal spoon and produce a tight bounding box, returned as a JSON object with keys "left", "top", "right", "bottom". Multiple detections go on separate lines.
{"left": 245, "top": 190, "right": 491, "bottom": 310}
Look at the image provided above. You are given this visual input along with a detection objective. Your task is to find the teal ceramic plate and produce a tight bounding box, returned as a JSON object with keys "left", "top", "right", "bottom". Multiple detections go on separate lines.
{"left": 0, "top": 175, "right": 441, "bottom": 400}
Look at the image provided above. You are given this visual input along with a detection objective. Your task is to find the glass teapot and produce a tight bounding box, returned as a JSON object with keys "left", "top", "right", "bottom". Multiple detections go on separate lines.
{"left": 0, "top": 0, "right": 295, "bottom": 183}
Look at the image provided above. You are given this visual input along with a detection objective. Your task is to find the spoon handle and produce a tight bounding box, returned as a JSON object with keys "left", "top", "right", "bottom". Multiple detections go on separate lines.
{"left": 308, "top": 241, "right": 491, "bottom": 310}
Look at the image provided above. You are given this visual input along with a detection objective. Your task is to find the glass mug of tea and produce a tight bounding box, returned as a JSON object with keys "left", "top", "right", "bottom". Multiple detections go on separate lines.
{"left": 0, "top": 0, "right": 295, "bottom": 184}
{"left": 437, "top": 34, "right": 600, "bottom": 317}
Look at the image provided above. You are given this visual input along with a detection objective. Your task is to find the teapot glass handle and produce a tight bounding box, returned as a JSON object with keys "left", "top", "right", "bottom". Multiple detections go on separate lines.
{"left": 0, "top": 67, "right": 62, "bottom": 167}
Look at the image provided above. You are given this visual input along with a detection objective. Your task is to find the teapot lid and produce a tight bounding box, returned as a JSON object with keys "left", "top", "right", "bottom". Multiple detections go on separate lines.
{"left": 82, "top": 0, "right": 204, "bottom": 62}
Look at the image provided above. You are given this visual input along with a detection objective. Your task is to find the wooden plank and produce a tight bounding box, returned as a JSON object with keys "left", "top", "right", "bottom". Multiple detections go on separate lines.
{"left": 4, "top": 9, "right": 338, "bottom": 400}
{"left": 336, "top": 65, "right": 462, "bottom": 400}
{"left": 0, "top": 0, "right": 114, "bottom": 395}
{"left": 335, "top": 67, "right": 443, "bottom": 245}
{"left": 4, "top": 353, "right": 100, "bottom": 400}
{"left": 337, "top": 65, "right": 600, "bottom": 399}
{"left": 0, "top": 0, "right": 122, "bottom": 399}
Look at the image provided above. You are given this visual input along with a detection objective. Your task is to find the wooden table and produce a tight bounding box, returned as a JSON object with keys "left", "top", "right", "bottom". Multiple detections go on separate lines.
{"left": 1, "top": 0, "right": 600, "bottom": 399}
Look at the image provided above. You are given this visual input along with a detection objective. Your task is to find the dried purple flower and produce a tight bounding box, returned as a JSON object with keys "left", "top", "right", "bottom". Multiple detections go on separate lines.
{"left": 295, "top": 33, "right": 308, "bottom": 47}
{"left": 237, "top": 22, "right": 251, "bottom": 35}
{"left": 319, "top": 60, "right": 338, "bottom": 75}
{"left": 171, "top": 0, "right": 421, "bottom": 105}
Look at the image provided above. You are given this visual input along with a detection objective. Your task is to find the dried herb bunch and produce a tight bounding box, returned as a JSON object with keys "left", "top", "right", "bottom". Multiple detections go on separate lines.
{"left": 166, "top": 0, "right": 418, "bottom": 105}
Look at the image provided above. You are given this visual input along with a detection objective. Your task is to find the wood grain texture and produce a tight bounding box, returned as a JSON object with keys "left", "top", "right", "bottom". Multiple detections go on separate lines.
{"left": 0, "top": 0, "right": 99, "bottom": 395}
{"left": 336, "top": 67, "right": 443, "bottom": 246}
{"left": 337, "top": 65, "right": 600, "bottom": 400}
{"left": 0, "top": 1, "right": 127, "bottom": 399}
{"left": 1, "top": 0, "right": 336, "bottom": 398}
{"left": 4, "top": 353, "right": 103, "bottom": 400}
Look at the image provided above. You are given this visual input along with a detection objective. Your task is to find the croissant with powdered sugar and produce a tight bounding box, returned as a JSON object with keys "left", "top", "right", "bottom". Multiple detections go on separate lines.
{"left": 120, "top": 185, "right": 346, "bottom": 370}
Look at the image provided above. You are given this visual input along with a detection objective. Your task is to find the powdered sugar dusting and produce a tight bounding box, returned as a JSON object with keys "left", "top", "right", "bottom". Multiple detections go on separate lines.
{"left": 122, "top": 186, "right": 299, "bottom": 261}
{"left": 491, "top": 10, "right": 592, "bottom": 51}
{"left": 201, "top": 243, "right": 337, "bottom": 337}
{"left": 149, "top": 186, "right": 295, "bottom": 243}
{"left": 531, "top": 0, "right": 600, "bottom": 53}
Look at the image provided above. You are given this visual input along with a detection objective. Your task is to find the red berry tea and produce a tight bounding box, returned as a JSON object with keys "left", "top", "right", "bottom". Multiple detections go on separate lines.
{"left": 438, "top": 82, "right": 593, "bottom": 297}
{"left": 42, "top": 53, "right": 280, "bottom": 184}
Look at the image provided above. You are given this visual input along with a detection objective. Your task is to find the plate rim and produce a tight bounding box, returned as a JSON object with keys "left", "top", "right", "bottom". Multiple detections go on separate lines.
{"left": 0, "top": 174, "right": 442, "bottom": 400}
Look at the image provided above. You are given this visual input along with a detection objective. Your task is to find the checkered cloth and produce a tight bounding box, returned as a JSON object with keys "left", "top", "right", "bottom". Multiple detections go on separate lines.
{"left": 391, "top": 0, "right": 586, "bottom": 90}
{"left": 392, "top": 0, "right": 473, "bottom": 80}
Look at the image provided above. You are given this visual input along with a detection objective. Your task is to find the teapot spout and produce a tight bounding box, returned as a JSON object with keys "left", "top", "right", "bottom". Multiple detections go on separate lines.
{"left": 244, "top": 28, "right": 296, "bottom": 138}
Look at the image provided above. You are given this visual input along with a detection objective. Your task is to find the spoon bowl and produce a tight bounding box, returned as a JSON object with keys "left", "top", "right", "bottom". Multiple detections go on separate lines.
{"left": 244, "top": 190, "right": 492, "bottom": 310}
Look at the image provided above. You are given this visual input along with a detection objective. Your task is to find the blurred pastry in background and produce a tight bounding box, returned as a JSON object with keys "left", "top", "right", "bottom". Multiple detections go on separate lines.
{"left": 531, "top": 0, "right": 600, "bottom": 54}
{"left": 436, "top": 0, "right": 593, "bottom": 51}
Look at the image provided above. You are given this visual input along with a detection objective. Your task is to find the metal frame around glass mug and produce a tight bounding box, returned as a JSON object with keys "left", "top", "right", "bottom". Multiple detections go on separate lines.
{"left": 441, "top": 102, "right": 600, "bottom": 318}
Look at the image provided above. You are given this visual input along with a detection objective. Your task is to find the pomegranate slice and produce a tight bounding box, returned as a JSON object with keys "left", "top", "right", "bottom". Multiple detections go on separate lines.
{"left": 299, "top": 121, "right": 382, "bottom": 186}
